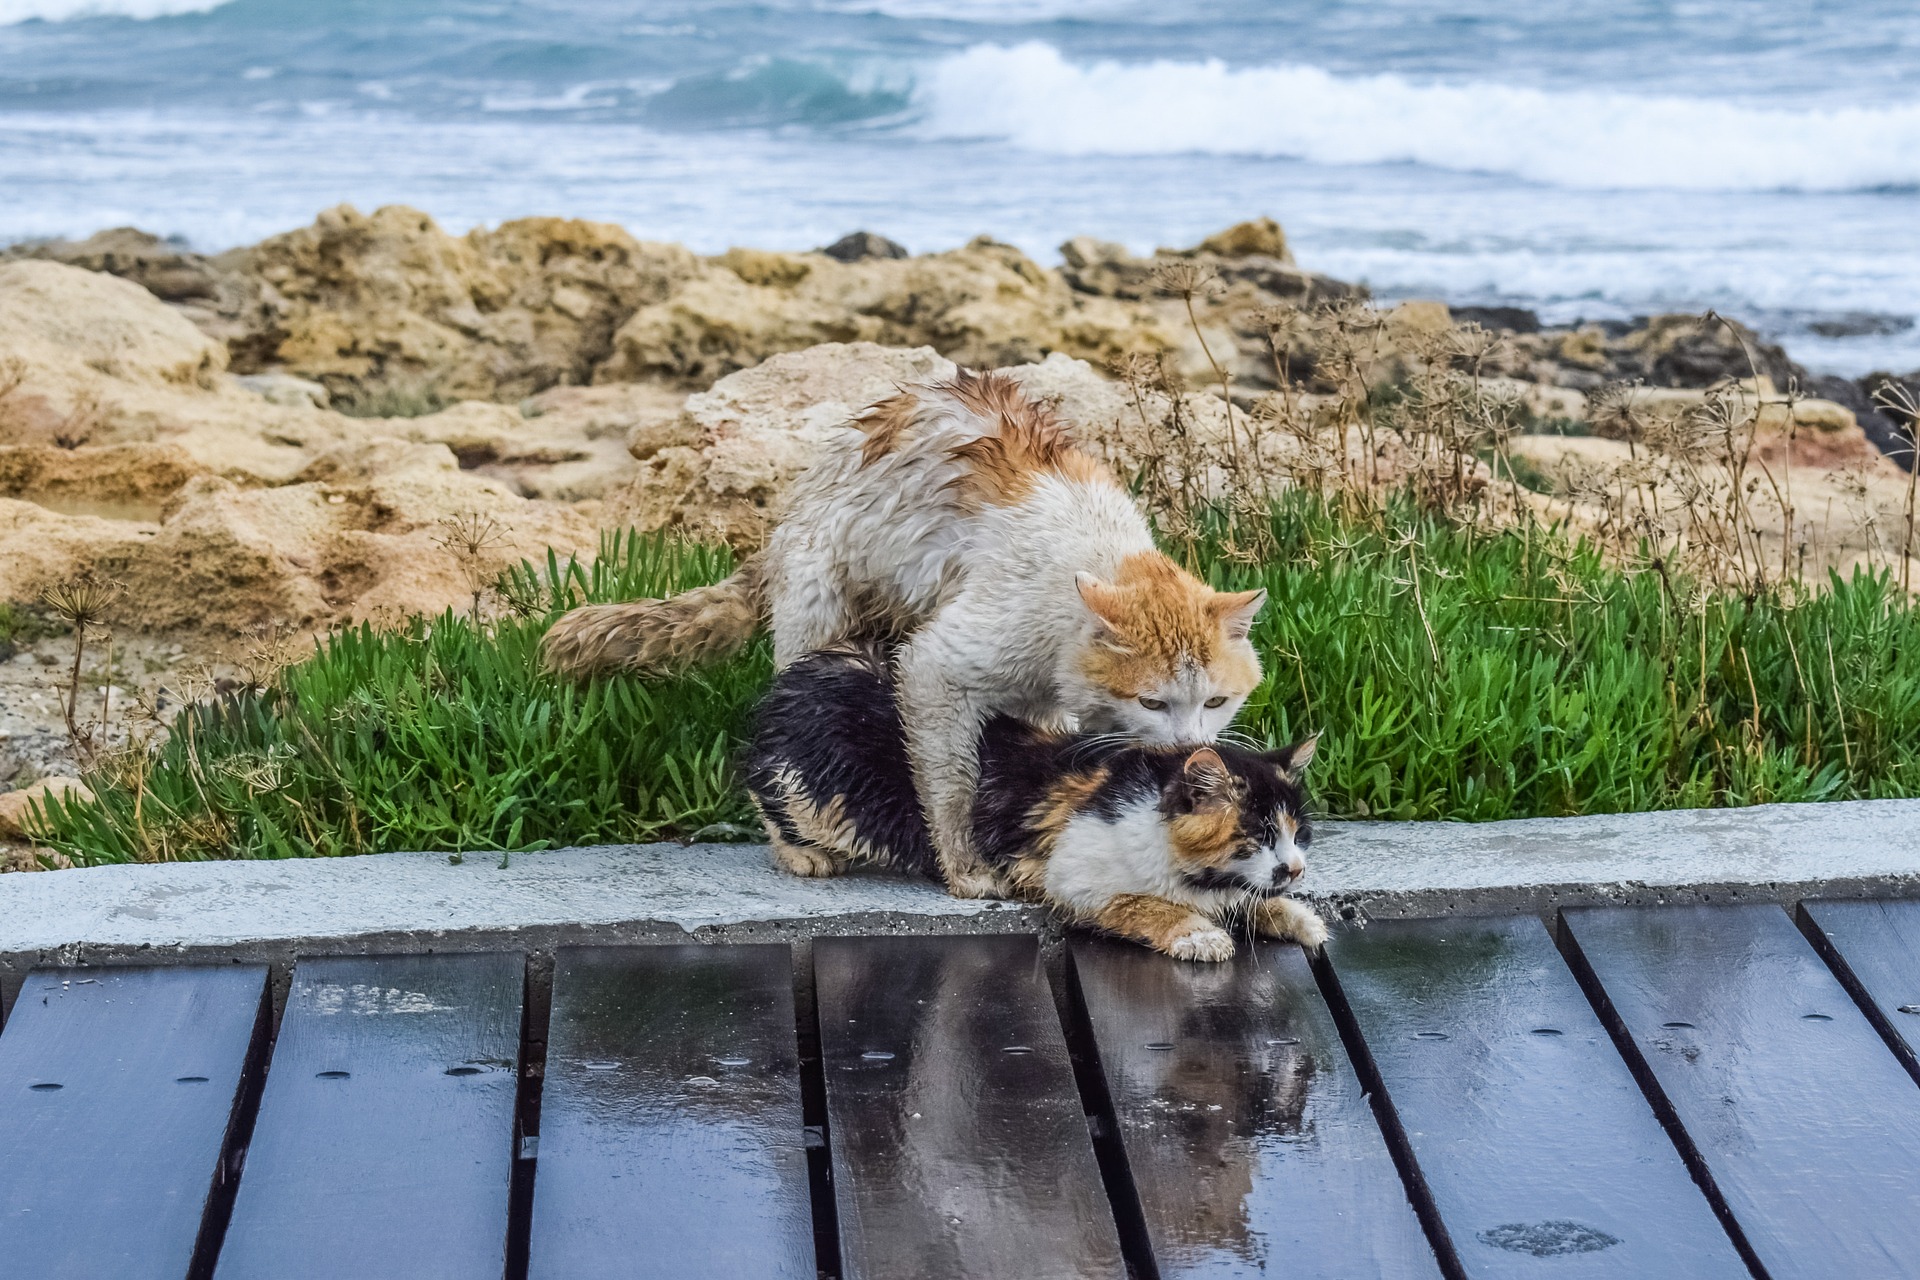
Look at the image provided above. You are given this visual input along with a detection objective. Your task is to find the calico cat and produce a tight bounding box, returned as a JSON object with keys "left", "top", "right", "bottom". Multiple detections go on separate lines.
{"left": 745, "top": 647, "right": 1325, "bottom": 960}
{"left": 543, "top": 370, "right": 1266, "bottom": 898}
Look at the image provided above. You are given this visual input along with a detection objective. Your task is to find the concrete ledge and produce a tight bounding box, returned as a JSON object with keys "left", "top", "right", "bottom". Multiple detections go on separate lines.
{"left": 1311, "top": 797, "right": 1920, "bottom": 917}
{"left": 4, "top": 798, "right": 1919, "bottom": 1011}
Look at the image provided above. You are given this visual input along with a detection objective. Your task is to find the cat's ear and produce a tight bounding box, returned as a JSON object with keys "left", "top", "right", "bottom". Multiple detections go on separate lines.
{"left": 1266, "top": 734, "right": 1318, "bottom": 780}
{"left": 1210, "top": 587, "right": 1267, "bottom": 641}
{"left": 1075, "top": 572, "right": 1131, "bottom": 639}
{"left": 1165, "top": 748, "right": 1234, "bottom": 813}
{"left": 1182, "top": 748, "right": 1234, "bottom": 796}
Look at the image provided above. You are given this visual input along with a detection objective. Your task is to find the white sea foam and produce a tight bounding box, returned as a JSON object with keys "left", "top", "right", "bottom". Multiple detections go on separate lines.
{"left": 919, "top": 42, "right": 1920, "bottom": 192}
{"left": 0, "top": 0, "right": 231, "bottom": 22}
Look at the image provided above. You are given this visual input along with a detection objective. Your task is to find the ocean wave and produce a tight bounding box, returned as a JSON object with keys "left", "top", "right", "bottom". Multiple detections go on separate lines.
{"left": 918, "top": 42, "right": 1920, "bottom": 192}
{"left": 645, "top": 58, "right": 909, "bottom": 129}
{"left": 0, "top": 0, "right": 231, "bottom": 22}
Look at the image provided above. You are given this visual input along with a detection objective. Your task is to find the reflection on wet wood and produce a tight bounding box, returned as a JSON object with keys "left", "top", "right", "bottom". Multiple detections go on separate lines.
{"left": 1802, "top": 898, "right": 1920, "bottom": 1075}
{"left": 1074, "top": 937, "right": 1437, "bottom": 1280}
{"left": 214, "top": 953, "right": 522, "bottom": 1280}
{"left": 0, "top": 964, "right": 266, "bottom": 1280}
{"left": 815, "top": 934, "right": 1124, "bottom": 1280}
{"left": 528, "top": 944, "right": 812, "bottom": 1280}
{"left": 1331, "top": 915, "right": 1746, "bottom": 1278}
{"left": 1565, "top": 904, "right": 1920, "bottom": 1280}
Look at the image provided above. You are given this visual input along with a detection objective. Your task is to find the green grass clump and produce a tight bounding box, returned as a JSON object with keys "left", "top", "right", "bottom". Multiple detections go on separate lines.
{"left": 34, "top": 496, "right": 1920, "bottom": 866}
{"left": 41, "top": 533, "right": 769, "bottom": 864}
{"left": 1215, "top": 496, "right": 1918, "bottom": 820}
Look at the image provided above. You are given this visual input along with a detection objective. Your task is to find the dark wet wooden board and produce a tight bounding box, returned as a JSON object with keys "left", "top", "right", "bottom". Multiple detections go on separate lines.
{"left": 527, "top": 944, "right": 813, "bottom": 1280}
{"left": 1330, "top": 914, "right": 1747, "bottom": 1278}
{"left": 213, "top": 952, "right": 523, "bottom": 1280}
{"left": 0, "top": 964, "right": 266, "bottom": 1280}
{"left": 1801, "top": 897, "right": 1920, "bottom": 1074}
{"left": 1564, "top": 904, "right": 1920, "bottom": 1280}
{"left": 814, "top": 934, "right": 1125, "bottom": 1280}
{"left": 1072, "top": 937, "right": 1438, "bottom": 1279}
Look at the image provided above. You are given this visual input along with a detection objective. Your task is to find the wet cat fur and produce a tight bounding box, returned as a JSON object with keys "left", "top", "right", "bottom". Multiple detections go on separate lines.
{"left": 744, "top": 647, "right": 1326, "bottom": 959}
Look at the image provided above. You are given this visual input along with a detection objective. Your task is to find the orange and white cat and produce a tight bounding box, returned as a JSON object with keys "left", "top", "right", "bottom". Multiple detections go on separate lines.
{"left": 543, "top": 370, "right": 1266, "bottom": 895}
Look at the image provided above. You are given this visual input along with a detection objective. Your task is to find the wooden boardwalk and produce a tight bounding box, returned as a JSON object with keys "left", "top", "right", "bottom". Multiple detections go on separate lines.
{"left": 4, "top": 901, "right": 1919, "bottom": 1279}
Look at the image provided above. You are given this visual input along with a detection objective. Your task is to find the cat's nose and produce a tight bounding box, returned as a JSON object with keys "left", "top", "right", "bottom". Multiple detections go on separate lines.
{"left": 1272, "top": 853, "right": 1305, "bottom": 886}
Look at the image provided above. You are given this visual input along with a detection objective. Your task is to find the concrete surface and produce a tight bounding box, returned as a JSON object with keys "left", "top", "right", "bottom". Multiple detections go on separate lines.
{"left": 4, "top": 797, "right": 1919, "bottom": 1012}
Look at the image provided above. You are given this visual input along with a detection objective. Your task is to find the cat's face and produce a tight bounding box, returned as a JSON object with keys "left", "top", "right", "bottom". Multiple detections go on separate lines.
{"left": 1074, "top": 554, "right": 1265, "bottom": 747}
{"left": 1159, "top": 741, "right": 1315, "bottom": 897}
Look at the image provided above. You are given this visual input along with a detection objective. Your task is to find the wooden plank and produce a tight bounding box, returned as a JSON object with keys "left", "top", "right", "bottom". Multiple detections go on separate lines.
{"left": 1564, "top": 904, "right": 1920, "bottom": 1280}
{"left": 1802, "top": 897, "right": 1920, "bottom": 1076}
{"left": 1073, "top": 936, "right": 1439, "bottom": 1280}
{"left": 527, "top": 944, "right": 812, "bottom": 1280}
{"left": 1329, "top": 915, "right": 1747, "bottom": 1278}
{"left": 814, "top": 934, "right": 1124, "bottom": 1280}
{"left": 213, "top": 952, "right": 523, "bottom": 1280}
{"left": 0, "top": 964, "right": 267, "bottom": 1280}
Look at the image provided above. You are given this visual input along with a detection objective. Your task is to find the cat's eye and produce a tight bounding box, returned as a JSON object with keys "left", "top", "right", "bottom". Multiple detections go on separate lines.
{"left": 1139, "top": 697, "right": 1167, "bottom": 711}
{"left": 1204, "top": 696, "right": 1228, "bottom": 708}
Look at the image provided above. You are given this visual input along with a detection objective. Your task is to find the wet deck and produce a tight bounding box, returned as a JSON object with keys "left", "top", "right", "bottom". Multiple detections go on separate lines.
{"left": 4, "top": 900, "right": 1919, "bottom": 1279}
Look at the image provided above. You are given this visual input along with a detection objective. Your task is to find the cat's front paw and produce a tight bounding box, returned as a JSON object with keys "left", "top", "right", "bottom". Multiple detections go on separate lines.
{"left": 1167, "top": 923, "right": 1236, "bottom": 963}
{"left": 771, "top": 840, "right": 845, "bottom": 878}
{"left": 945, "top": 869, "right": 1012, "bottom": 900}
{"left": 1256, "top": 897, "right": 1329, "bottom": 951}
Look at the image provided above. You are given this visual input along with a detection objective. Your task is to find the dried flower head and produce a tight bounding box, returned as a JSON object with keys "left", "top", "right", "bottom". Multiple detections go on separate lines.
{"left": 41, "top": 574, "right": 121, "bottom": 629}
{"left": 1151, "top": 259, "right": 1222, "bottom": 299}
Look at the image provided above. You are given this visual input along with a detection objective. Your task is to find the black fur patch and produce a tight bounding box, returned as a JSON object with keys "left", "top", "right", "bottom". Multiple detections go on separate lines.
{"left": 742, "top": 645, "right": 940, "bottom": 877}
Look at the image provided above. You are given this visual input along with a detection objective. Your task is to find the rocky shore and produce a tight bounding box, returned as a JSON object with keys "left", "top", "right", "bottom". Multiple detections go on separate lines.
{"left": 2, "top": 206, "right": 1916, "bottom": 822}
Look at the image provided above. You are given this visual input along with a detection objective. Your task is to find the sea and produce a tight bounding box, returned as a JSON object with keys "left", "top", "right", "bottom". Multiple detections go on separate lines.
{"left": 3, "top": 0, "right": 1919, "bottom": 375}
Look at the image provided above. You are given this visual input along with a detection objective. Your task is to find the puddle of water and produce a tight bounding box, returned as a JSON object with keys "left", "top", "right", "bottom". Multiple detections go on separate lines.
{"left": 18, "top": 495, "right": 167, "bottom": 523}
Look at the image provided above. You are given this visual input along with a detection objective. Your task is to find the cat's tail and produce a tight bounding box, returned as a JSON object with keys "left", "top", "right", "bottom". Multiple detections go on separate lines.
{"left": 540, "top": 554, "right": 766, "bottom": 678}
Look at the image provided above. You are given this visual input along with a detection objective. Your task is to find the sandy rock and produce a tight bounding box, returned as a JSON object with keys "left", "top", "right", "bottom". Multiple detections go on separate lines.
{"left": 0, "top": 776, "right": 91, "bottom": 840}
{"left": 820, "top": 231, "right": 910, "bottom": 263}
{"left": 604, "top": 343, "right": 958, "bottom": 542}
{"left": 229, "top": 204, "right": 701, "bottom": 402}
{"left": 600, "top": 342, "right": 1246, "bottom": 546}
{"left": 0, "top": 458, "right": 596, "bottom": 631}
{"left": 1186, "top": 217, "right": 1294, "bottom": 264}
{"left": 599, "top": 237, "right": 1171, "bottom": 388}
{"left": 1623, "top": 313, "right": 1797, "bottom": 391}
{"left": 237, "top": 372, "right": 330, "bottom": 408}
{"left": 0, "top": 260, "right": 361, "bottom": 481}
{"left": 5, "top": 227, "right": 224, "bottom": 304}
{"left": 0, "top": 259, "right": 224, "bottom": 392}
{"left": 1386, "top": 300, "right": 1456, "bottom": 343}
{"left": 0, "top": 443, "right": 207, "bottom": 520}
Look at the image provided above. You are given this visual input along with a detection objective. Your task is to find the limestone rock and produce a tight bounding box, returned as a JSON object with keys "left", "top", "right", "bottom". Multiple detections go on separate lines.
{"left": 5, "top": 227, "right": 224, "bottom": 303}
{"left": 599, "top": 342, "right": 1243, "bottom": 547}
{"left": 0, "top": 259, "right": 224, "bottom": 391}
{"left": 599, "top": 237, "right": 1171, "bottom": 387}
{"left": 1187, "top": 217, "right": 1294, "bottom": 264}
{"left": 821, "top": 232, "right": 910, "bottom": 262}
{"left": 0, "top": 452, "right": 597, "bottom": 632}
{"left": 603, "top": 342, "right": 959, "bottom": 543}
{"left": 237, "top": 372, "right": 331, "bottom": 408}
{"left": 0, "top": 776, "right": 92, "bottom": 839}
{"left": 229, "top": 204, "right": 701, "bottom": 402}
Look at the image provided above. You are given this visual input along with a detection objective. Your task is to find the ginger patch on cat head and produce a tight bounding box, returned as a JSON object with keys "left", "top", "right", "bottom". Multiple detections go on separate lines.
{"left": 1163, "top": 748, "right": 1250, "bottom": 868}
{"left": 1076, "top": 552, "right": 1264, "bottom": 696}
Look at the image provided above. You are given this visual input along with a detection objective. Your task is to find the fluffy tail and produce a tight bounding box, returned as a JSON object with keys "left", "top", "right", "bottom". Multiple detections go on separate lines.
{"left": 540, "top": 555, "right": 766, "bottom": 678}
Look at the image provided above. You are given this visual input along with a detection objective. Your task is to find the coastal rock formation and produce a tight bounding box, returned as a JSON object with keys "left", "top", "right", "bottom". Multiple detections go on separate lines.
{"left": 604, "top": 342, "right": 958, "bottom": 543}
{"left": 597, "top": 237, "right": 1171, "bottom": 387}
{"left": 0, "top": 444, "right": 597, "bottom": 632}
{"left": 226, "top": 205, "right": 701, "bottom": 403}
{"left": 600, "top": 341, "right": 1240, "bottom": 546}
